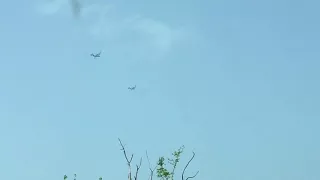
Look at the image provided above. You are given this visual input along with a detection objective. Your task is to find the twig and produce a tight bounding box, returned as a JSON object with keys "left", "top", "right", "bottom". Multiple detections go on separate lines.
{"left": 146, "top": 151, "right": 157, "bottom": 180}
{"left": 134, "top": 157, "right": 143, "bottom": 180}
{"left": 118, "top": 138, "right": 134, "bottom": 180}
{"left": 182, "top": 152, "right": 199, "bottom": 180}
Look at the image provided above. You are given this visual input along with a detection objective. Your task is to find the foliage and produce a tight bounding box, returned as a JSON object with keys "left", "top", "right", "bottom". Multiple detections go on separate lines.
{"left": 157, "top": 146, "right": 184, "bottom": 180}
{"left": 63, "top": 139, "right": 198, "bottom": 180}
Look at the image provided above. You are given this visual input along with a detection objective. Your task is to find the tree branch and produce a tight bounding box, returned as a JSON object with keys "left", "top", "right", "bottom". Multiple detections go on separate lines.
{"left": 182, "top": 152, "right": 199, "bottom": 180}
{"left": 134, "top": 157, "right": 142, "bottom": 180}
{"left": 118, "top": 138, "right": 134, "bottom": 180}
{"left": 146, "top": 151, "right": 157, "bottom": 180}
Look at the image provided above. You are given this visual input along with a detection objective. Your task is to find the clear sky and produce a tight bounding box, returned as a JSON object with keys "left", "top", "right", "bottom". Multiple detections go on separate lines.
{"left": 0, "top": 0, "right": 319, "bottom": 180}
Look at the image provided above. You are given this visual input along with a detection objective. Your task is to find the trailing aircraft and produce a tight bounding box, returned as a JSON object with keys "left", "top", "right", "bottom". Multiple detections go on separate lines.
{"left": 128, "top": 85, "right": 136, "bottom": 90}
{"left": 90, "top": 51, "right": 101, "bottom": 59}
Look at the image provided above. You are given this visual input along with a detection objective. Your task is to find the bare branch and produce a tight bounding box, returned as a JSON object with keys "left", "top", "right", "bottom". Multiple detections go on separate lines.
{"left": 118, "top": 138, "right": 134, "bottom": 180}
{"left": 134, "top": 157, "right": 143, "bottom": 180}
{"left": 146, "top": 151, "right": 157, "bottom": 180}
{"left": 185, "top": 171, "right": 199, "bottom": 180}
{"left": 118, "top": 138, "right": 134, "bottom": 164}
{"left": 182, "top": 152, "right": 199, "bottom": 180}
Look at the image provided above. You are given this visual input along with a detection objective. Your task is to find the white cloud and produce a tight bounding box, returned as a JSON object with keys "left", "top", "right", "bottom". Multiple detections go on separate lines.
{"left": 35, "top": 0, "right": 68, "bottom": 15}
{"left": 130, "top": 17, "right": 187, "bottom": 51}
{"left": 35, "top": 1, "right": 191, "bottom": 54}
{"left": 85, "top": 7, "right": 190, "bottom": 54}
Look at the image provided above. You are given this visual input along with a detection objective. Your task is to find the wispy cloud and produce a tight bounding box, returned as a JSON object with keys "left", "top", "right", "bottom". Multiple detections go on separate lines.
{"left": 35, "top": 0, "right": 67, "bottom": 15}
{"left": 128, "top": 15, "right": 187, "bottom": 52}
{"left": 35, "top": 0, "right": 192, "bottom": 55}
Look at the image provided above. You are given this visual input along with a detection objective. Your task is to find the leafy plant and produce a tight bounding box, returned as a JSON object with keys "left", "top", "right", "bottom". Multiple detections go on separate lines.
{"left": 156, "top": 146, "right": 184, "bottom": 180}
{"left": 63, "top": 139, "right": 198, "bottom": 180}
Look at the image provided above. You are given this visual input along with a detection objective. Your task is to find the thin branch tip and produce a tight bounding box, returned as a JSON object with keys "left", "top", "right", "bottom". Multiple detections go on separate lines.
{"left": 182, "top": 152, "right": 198, "bottom": 180}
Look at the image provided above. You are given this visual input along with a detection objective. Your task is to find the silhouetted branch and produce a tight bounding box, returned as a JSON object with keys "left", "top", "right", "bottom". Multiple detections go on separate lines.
{"left": 182, "top": 152, "right": 199, "bottom": 180}
{"left": 118, "top": 138, "right": 134, "bottom": 180}
{"left": 134, "top": 157, "right": 142, "bottom": 180}
{"left": 146, "top": 151, "right": 157, "bottom": 180}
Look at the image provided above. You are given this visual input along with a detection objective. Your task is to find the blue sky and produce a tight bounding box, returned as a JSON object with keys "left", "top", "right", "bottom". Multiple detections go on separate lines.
{"left": 0, "top": 0, "right": 319, "bottom": 179}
